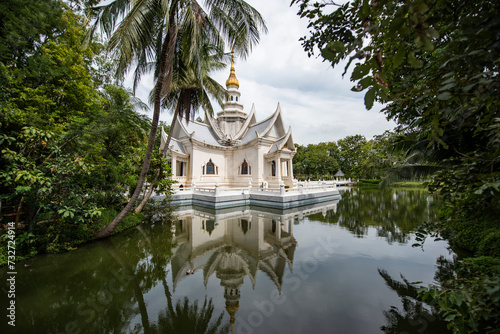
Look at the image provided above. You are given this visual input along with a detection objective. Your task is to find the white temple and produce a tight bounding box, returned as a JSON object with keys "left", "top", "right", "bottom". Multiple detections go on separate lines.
{"left": 160, "top": 54, "right": 297, "bottom": 190}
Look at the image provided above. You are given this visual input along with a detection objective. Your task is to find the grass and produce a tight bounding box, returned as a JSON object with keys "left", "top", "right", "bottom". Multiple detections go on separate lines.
{"left": 391, "top": 181, "right": 428, "bottom": 189}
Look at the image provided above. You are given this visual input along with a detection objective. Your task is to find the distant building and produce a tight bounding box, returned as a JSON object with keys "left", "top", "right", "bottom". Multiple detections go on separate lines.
{"left": 333, "top": 170, "right": 345, "bottom": 178}
{"left": 161, "top": 53, "right": 297, "bottom": 189}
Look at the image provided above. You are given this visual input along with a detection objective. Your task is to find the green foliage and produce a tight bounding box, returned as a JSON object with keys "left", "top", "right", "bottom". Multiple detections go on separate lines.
{"left": 478, "top": 230, "right": 500, "bottom": 258}
{"left": 293, "top": 141, "right": 340, "bottom": 178}
{"left": 0, "top": 0, "right": 65, "bottom": 67}
{"left": 93, "top": 208, "right": 145, "bottom": 235}
{"left": 358, "top": 179, "right": 381, "bottom": 186}
{"left": 0, "top": 232, "right": 37, "bottom": 265}
{"left": 294, "top": 130, "right": 404, "bottom": 179}
{"left": 337, "top": 134, "right": 368, "bottom": 179}
{"left": 0, "top": 1, "right": 162, "bottom": 263}
{"left": 459, "top": 257, "right": 500, "bottom": 278}
{"left": 418, "top": 256, "right": 500, "bottom": 334}
{"left": 293, "top": 0, "right": 500, "bottom": 331}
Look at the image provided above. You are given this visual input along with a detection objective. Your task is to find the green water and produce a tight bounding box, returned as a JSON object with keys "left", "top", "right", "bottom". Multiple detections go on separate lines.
{"left": 1, "top": 188, "right": 453, "bottom": 334}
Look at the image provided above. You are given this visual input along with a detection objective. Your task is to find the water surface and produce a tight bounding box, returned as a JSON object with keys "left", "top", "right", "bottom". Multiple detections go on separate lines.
{"left": 1, "top": 188, "right": 453, "bottom": 334}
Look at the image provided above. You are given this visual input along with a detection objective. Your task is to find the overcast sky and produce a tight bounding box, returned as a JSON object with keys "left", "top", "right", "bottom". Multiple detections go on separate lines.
{"left": 128, "top": 0, "right": 396, "bottom": 145}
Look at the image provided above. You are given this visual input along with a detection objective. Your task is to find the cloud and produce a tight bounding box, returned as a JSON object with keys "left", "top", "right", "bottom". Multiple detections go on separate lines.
{"left": 126, "top": 0, "right": 396, "bottom": 144}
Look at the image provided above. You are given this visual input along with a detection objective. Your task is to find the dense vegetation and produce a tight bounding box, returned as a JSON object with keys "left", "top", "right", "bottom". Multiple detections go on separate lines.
{"left": 0, "top": 0, "right": 171, "bottom": 262}
{"left": 1, "top": 0, "right": 498, "bottom": 331}
{"left": 292, "top": 0, "right": 499, "bottom": 332}
{"left": 293, "top": 131, "right": 404, "bottom": 180}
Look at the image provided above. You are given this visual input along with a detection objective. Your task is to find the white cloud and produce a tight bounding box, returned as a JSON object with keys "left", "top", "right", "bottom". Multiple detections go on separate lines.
{"left": 126, "top": 0, "right": 396, "bottom": 144}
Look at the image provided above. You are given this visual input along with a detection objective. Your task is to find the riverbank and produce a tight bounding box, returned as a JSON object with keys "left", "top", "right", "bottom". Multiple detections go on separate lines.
{"left": 0, "top": 207, "right": 146, "bottom": 266}
{"left": 357, "top": 179, "right": 428, "bottom": 189}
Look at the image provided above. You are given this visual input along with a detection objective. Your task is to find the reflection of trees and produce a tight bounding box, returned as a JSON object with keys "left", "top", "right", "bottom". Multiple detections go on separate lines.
{"left": 380, "top": 254, "right": 500, "bottom": 333}
{"left": 12, "top": 222, "right": 228, "bottom": 333}
{"left": 311, "top": 188, "right": 440, "bottom": 244}
{"left": 14, "top": 228, "right": 152, "bottom": 333}
{"left": 378, "top": 269, "right": 450, "bottom": 334}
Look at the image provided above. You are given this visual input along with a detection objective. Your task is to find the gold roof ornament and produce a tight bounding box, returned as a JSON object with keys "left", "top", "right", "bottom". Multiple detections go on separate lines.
{"left": 226, "top": 302, "right": 239, "bottom": 333}
{"left": 225, "top": 50, "right": 239, "bottom": 88}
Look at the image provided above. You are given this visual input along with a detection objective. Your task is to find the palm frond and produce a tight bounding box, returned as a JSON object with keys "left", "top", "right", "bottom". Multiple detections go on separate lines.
{"left": 205, "top": 0, "right": 267, "bottom": 59}
{"left": 380, "top": 164, "right": 441, "bottom": 188}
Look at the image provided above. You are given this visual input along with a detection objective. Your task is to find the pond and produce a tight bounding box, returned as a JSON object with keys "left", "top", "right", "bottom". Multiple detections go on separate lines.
{"left": 1, "top": 188, "right": 454, "bottom": 334}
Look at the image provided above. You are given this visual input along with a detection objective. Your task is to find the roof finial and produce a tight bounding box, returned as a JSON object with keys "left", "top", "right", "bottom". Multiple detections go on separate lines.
{"left": 226, "top": 49, "right": 239, "bottom": 88}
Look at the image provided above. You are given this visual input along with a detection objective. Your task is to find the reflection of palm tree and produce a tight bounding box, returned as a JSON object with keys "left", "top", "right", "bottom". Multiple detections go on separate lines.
{"left": 152, "top": 295, "right": 229, "bottom": 334}
{"left": 136, "top": 225, "right": 230, "bottom": 333}
{"left": 378, "top": 269, "right": 450, "bottom": 334}
{"left": 380, "top": 134, "right": 447, "bottom": 188}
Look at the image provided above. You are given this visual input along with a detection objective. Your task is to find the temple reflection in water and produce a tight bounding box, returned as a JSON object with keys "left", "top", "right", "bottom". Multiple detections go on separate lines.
{"left": 170, "top": 201, "right": 338, "bottom": 330}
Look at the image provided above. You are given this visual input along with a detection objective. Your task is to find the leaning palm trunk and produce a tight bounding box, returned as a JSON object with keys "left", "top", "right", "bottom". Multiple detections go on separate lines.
{"left": 92, "top": 0, "right": 266, "bottom": 236}
{"left": 95, "top": 20, "right": 179, "bottom": 239}
{"left": 134, "top": 106, "right": 179, "bottom": 213}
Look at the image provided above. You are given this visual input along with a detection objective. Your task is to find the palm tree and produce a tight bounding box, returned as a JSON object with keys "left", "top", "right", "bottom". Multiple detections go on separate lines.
{"left": 134, "top": 37, "right": 227, "bottom": 212}
{"left": 88, "top": 0, "right": 267, "bottom": 238}
{"left": 379, "top": 131, "right": 449, "bottom": 188}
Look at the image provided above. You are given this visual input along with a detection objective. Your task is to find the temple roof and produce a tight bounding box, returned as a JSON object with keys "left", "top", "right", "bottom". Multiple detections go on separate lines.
{"left": 267, "top": 127, "right": 294, "bottom": 154}
{"left": 160, "top": 53, "right": 296, "bottom": 153}
{"left": 160, "top": 127, "right": 188, "bottom": 155}
{"left": 237, "top": 103, "right": 287, "bottom": 145}
{"left": 173, "top": 117, "right": 224, "bottom": 147}
{"left": 162, "top": 102, "right": 295, "bottom": 152}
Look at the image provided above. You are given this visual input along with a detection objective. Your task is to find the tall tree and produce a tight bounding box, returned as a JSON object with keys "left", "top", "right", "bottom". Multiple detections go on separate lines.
{"left": 89, "top": 0, "right": 267, "bottom": 238}
{"left": 337, "top": 134, "right": 368, "bottom": 179}
{"left": 134, "top": 37, "right": 227, "bottom": 213}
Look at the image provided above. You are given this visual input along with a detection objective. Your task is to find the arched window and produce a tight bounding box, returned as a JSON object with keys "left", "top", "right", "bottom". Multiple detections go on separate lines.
{"left": 241, "top": 219, "right": 249, "bottom": 235}
{"left": 241, "top": 159, "right": 249, "bottom": 175}
{"left": 206, "top": 159, "right": 215, "bottom": 175}
{"left": 271, "top": 161, "right": 276, "bottom": 177}
{"left": 236, "top": 96, "right": 238, "bottom": 101}
{"left": 231, "top": 96, "right": 233, "bottom": 101}
{"left": 203, "top": 220, "right": 215, "bottom": 236}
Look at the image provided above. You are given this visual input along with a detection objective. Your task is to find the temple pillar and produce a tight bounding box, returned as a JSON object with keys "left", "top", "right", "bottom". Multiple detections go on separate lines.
{"left": 277, "top": 157, "right": 281, "bottom": 179}
{"left": 276, "top": 216, "right": 283, "bottom": 240}
{"left": 171, "top": 156, "right": 177, "bottom": 176}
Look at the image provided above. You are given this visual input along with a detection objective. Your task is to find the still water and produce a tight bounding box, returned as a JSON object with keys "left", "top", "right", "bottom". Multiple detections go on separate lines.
{"left": 2, "top": 188, "right": 454, "bottom": 334}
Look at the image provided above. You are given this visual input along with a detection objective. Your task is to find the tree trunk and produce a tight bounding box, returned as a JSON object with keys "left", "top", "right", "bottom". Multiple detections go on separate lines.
{"left": 95, "top": 18, "right": 179, "bottom": 239}
{"left": 134, "top": 106, "right": 179, "bottom": 213}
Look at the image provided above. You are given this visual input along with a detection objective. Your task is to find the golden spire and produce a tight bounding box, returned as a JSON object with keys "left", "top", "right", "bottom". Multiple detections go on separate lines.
{"left": 225, "top": 50, "right": 239, "bottom": 88}
{"left": 226, "top": 303, "right": 239, "bottom": 333}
